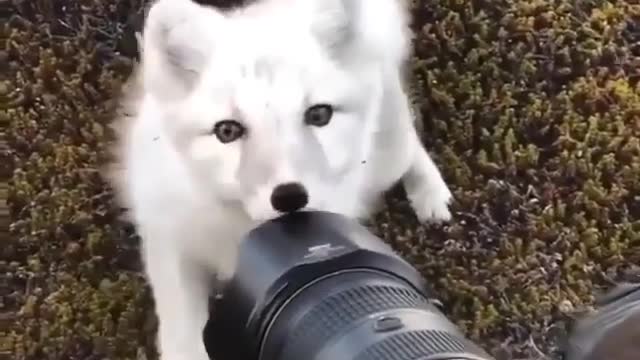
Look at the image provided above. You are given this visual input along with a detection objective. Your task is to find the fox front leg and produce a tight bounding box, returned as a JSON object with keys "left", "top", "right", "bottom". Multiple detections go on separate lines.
{"left": 143, "top": 242, "right": 212, "bottom": 360}
{"left": 402, "top": 129, "right": 453, "bottom": 223}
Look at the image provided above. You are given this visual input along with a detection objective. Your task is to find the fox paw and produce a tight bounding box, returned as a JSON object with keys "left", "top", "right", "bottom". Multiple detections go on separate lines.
{"left": 407, "top": 183, "right": 453, "bottom": 223}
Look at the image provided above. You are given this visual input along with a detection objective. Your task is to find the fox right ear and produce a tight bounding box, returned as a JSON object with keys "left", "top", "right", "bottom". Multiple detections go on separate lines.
{"left": 141, "top": 0, "right": 223, "bottom": 102}
{"left": 307, "top": 0, "right": 411, "bottom": 67}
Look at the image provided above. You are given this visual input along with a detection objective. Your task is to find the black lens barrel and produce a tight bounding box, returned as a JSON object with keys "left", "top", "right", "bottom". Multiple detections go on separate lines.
{"left": 204, "top": 211, "right": 494, "bottom": 360}
{"left": 261, "top": 269, "right": 490, "bottom": 360}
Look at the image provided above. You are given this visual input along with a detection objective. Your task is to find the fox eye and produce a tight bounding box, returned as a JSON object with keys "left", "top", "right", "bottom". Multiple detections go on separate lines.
{"left": 304, "top": 104, "right": 333, "bottom": 127}
{"left": 212, "top": 120, "right": 245, "bottom": 143}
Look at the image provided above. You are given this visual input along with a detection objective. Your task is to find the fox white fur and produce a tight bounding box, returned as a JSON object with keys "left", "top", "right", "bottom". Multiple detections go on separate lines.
{"left": 105, "top": 0, "right": 453, "bottom": 359}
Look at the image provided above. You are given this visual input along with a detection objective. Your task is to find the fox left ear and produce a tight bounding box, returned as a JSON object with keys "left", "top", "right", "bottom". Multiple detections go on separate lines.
{"left": 307, "top": 0, "right": 412, "bottom": 66}
{"left": 140, "top": 0, "right": 224, "bottom": 102}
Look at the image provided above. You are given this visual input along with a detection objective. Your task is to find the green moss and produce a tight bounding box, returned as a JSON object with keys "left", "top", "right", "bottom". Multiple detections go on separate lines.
{"left": 5, "top": 0, "right": 640, "bottom": 359}
{"left": 5, "top": 1, "right": 155, "bottom": 359}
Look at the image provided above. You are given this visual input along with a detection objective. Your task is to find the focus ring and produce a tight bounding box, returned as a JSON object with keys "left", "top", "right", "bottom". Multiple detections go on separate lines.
{"left": 277, "top": 273, "right": 436, "bottom": 360}
{"left": 355, "top": 329, "right": 468, "bottom": 360}
{"left": 262, "top": 270, "right": 491, "bottom": 360}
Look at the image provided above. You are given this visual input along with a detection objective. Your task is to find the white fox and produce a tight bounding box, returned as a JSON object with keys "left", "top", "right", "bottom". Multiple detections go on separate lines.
{"left": 105, "top": 0, "right": 453, "bottom": 359}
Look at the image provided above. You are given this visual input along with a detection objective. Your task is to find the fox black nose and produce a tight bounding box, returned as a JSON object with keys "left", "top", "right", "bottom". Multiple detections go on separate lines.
{"left": 270, "top": 182, "right": 308, "bottom": 213}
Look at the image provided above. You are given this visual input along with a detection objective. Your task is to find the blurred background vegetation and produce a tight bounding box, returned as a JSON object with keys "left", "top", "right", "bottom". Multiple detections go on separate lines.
{"left": 4, "top": 0, "right": 640, "bottom": 359}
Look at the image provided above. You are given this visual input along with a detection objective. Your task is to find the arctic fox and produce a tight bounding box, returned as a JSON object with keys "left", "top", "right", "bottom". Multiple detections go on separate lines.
{"left": 105, "top": 0, "right": 453, "bottom": 358}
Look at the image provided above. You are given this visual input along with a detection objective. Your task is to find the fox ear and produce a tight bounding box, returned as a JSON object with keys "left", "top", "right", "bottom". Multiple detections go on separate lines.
{"left": 308, "top": 0, "right": 412, "bottom": 66}
{"left": 304, "top": 0, "right": 352, "bottom": 55}
{"left": 141, "top": 0, "right": 223, "bottom": 102}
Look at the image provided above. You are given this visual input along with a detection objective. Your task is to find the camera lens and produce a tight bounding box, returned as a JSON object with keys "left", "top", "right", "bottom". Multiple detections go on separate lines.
{"left": 204, "top": 211, "right": 494, "bottom": 360}
{"left": 261, "top": 269, "right": 489, "bottom": 360}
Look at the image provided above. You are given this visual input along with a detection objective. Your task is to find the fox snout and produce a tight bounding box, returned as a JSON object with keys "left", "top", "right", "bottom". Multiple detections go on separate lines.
{"left": 270, "top": 182, "right": 308, "bottom": 213}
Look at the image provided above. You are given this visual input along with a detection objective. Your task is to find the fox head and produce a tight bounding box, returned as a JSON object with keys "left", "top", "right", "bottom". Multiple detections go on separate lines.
{"left": 136, "top": 0, "right": 412, "bottom": 221}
